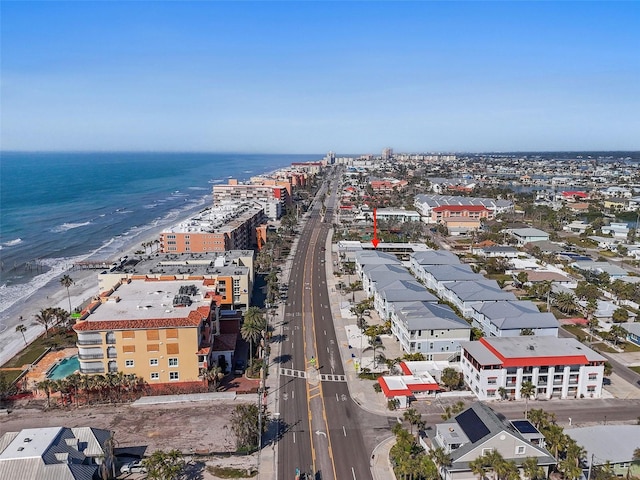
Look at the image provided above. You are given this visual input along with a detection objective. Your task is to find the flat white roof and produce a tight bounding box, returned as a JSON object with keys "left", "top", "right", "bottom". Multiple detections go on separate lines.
{"left": 89, "top": 280, "right": 212, "bottom": 322}
{"left": 0, "top": 427, "right": 61, "bottom": 460}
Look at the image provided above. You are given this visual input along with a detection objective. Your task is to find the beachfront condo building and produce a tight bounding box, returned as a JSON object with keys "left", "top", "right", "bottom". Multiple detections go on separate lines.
{"left": 212, "top": 179, "right": 289, "bottom": 219}
{"left": 73, "top": 278, "right": 220, "bottom": 384}
{"left": 159, "top": 202, "right": 266, "bottom": 254}
{"left": 98, "top": 250, "right": 254, "bottom": 310}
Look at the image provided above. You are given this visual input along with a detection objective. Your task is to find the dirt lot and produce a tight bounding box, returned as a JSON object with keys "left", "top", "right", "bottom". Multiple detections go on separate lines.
{"left": 0, "top": 398, "right": 259, "bottom": 479}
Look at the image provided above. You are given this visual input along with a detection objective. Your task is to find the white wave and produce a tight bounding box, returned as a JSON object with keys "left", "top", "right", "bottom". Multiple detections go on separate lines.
{"left": 115, "top": 210, "right": 133, "bottom": 214}
{"left": 208, "top": 179, "right": 224, "bottom": 184}
{"left": 187, "top": 186, "right": 207, "bottom": 191}
{"left": 2, "top": 238, "right": 22, "bottom": 247}
{"left": 51, "top": 221, "right": 91, "bottom": 233}
{"left": 143, "top": 204, "right": 157, "bottom": 209}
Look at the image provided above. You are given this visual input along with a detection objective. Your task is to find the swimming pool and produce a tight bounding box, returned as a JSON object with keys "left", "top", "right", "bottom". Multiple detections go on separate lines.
{"left": 47, "top": 355, "right": 80, "bottom": 380}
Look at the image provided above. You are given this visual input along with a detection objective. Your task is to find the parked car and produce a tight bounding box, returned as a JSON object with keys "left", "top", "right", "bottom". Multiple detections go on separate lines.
{"left": 234, "top": 359, "right": 246, "bottom": 375}
{"left": 120, "top": 460, "right": 147, "bottom": 474}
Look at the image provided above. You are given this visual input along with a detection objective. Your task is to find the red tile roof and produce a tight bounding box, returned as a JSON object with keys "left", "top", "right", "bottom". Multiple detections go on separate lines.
{"left": 73, "top": 306, "right": 210, "bottom": 332}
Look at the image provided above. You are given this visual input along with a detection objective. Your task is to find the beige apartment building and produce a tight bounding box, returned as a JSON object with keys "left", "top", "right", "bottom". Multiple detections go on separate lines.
{"left": 159, "top": 203, "right": 266, "bottom": 254}
{"left": 74, "top": 279, "right": 218, "bottom": 384}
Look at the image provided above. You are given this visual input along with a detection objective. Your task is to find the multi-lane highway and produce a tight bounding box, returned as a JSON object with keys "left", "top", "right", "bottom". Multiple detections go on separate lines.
{"left": 277, "top": 171, "right": 373, "bottom": 480}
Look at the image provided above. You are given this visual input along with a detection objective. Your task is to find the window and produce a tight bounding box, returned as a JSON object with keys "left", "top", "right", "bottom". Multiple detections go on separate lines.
{"left": 122, "top": 331, "right": 135, "bottom": 339}
{"left": 169, "top": 358, "right": 178, "bottom": 367}
{"left": 516, "top": 446, "right": 526, "bottom": 455}
{"left": 150, "top": 372, "right": 159, "bottom": 380}
{"left": 588, "top": 373, "right": 598, "bottom": 380}
{"left": 147, "top": 330, "right": 159, "bottom": 340}
{"left": 125, "top": 359, "right": 134, "bottom": 368}
{"left": 169, "top": 372, "right": 179, "bottom": 381}
{"left": 166, "top": 343, "right": 180, "bottom": 354}
{"left": 482, "top": 448, "right": 494, "bottom": 456}
{"left": 123, "top": 345, "right": 135, "bottom": 353}
{"left": 149, "top": 359, "right": 158, "bottom": 366}
{"left": 166, "top": 329, "right": 178, "bottom": 339}
{"left": 147, "top": 344, "right": 160, "bottom": 352}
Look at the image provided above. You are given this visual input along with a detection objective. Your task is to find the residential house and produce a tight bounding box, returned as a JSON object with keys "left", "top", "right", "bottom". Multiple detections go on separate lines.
{"left": 460, "top": 336, "right": 606, "bottom": 400}
{"left": 0, "top": 427, "right": 114, "bottom": 480}
{"left": 388, "top": 301, "right": 471, "bottom": 360}
{"left": 470, "top": 301, "right": 559, "bottom": 338}
{"left": 565, "top": 425, "right": 640, "bottom": 478}
{"left": 440, "top": 280, "right": 517, "bottom": 318}
{"left": 621, "top": 322, "right": 640, "bottom": 346}
{"left": 374, "top": 280, "right": 438, "bottom": 321}
{"left": 377, "top": 361, "right": 441, "bottom": 408}
{"left": 507, "top": 228, "right": 550, "bottom": 246}
{"left": 417, "top": 264, "right": 483, "bottom": 296}
{"left": 362, "top": 264, "right": 414, "bottom": 297}
{"left": 424, "top": 402, "right": 555, "bottom": 480}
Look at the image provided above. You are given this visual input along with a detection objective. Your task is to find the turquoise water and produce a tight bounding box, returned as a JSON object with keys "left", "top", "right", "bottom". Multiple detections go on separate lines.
{"left": 47, "top": 355, "right": 80, "bottom": 380}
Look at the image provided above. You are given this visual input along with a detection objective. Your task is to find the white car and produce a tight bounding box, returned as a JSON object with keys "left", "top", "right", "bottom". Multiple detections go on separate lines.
{"left": 120, "top": 460, "right": 147, "bottom": 474}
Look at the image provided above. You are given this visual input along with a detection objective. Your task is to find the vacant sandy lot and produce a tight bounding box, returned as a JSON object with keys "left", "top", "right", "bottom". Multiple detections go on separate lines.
{"left": 1, "top": 398, "right": 259, "bottom": 479}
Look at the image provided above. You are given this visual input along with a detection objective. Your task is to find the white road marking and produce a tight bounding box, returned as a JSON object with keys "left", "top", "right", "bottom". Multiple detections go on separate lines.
{"left": 343, "top": 426, "right": 347, "bottom": 437}
{"left": 293, "top": 432, "right": 296, "bottom": 443}
{"left": 352, "top": 467, "right": 356, "bottom": 479}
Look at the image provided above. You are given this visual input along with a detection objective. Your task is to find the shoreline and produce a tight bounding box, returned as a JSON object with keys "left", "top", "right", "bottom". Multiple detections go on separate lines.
{"left": 0, "top": 215, "right": 200, "bottom": 367}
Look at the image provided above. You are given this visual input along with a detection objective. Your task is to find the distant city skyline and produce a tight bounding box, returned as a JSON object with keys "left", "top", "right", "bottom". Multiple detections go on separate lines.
{"left": 1, "top": 1, "right": 639, "bottom": 153}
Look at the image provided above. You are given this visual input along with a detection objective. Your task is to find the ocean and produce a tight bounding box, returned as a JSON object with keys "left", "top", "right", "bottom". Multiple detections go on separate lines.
{"left": 0, "top": 152, "right": 321, "bottom": 316}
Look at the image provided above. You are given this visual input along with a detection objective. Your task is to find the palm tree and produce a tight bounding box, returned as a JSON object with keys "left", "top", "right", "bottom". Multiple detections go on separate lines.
{"left": 557, "top": 457, "right": 583, "bottom": 480}
{"left": 544, "top": 424, "right": 566, "bottom": 460}
{"left": 402, "top": 408, "right": 421, "bottom": 436}
{"left": 241, "top": 308, "right": 266, "bottom": 360}
{"left": 520, "top": 380, "right": 536, "bottom": 419}
{"left": 429, "top": 446, "right": 452, "bottom": 477}
{"left": 470, "top": 456, "right": 489, "bottom": 480}
{"left": 34, "top": 308, "right": 54, "bottom": 337}
{"left": 15, "top": 324, "right": 27, "bottom": 346}
{"left": 522, "top": 457, "right": 544, "bottom": 480}
{"left": 553, "top": 292, "right": 578, "bottom": 314}
{"left": 37, "top": 379, "right": 54, "bottom": 408}
{"left": 60, "top": 274, "right": 74, "bottom": 314}
{"left": 200, "top": 366, "right": 224, "bottom": 391}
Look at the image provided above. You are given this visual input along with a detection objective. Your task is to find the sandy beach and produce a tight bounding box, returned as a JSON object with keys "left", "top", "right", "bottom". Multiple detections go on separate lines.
{"left": 0, "top": 223, "right": 180, "bottom": 367}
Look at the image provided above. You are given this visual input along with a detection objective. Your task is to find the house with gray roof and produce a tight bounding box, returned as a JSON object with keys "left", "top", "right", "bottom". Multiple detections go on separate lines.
{"left": 564, "top": 425, "right": 640, "bottom": 478}
{"left": 621, "top": 322, "right": 640, "bottom": 346}
{"left": 470, "top": 300, "right": 559, "bottom": 338}
{"left": 388, "top": 301, "right": 470, "bottom": 360}
{"left": 362, "top": 264, "right": 414, "bottom": 296}
{"left": 572, "top": 261, "right": 628, "bottom": 280}
{"left": 409, "top": 250, "right": 461, "bottom": 275}
{"left": 441, "top": 280, "right": 517, "bottom": 317}
{"left": 373, "top": 279, "right": 438, "bottom": 321}
{"left": 354, "top": 250, "right": 400, "bottom": 277}
{"left": 507, "top": 228, "right": 550, "bottom": 246}
{"left": 419, "top": 264, "right": 483, "bottom": 295}
{"left": 0, "top": 427, "right": 114, "bottom": 480}
{"left": 423, "top": 402, "right": 555, "bottom": 480}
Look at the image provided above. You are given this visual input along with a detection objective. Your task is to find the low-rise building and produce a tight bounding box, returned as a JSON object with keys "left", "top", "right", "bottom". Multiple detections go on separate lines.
{"left": 470, "top": 301, "right": 559, "bottom": 338}
{"left": 507, "top": 228, "right": 550, "bottom": 246}
{"left": 74, "top": 278, "right": 218, "bottom": 384}
{"left": 424, "top": 402, "right": 555, "bottom": 480}
{"left": 460, "top": 337, "right": 606, "bottom": 400}
{"left": 0, "top": 427, "right": 114, "bottom": 480}
{"left": 388, "top": 301, "right": 471, "bottom": 360}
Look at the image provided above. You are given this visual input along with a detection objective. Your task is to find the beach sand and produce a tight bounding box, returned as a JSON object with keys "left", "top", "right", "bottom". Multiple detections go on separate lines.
{"left": 0, "top": 225, "right": 175, "bottom": 367}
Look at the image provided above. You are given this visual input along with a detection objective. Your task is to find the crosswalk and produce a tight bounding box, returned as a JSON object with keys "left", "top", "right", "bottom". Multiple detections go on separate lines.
{"left": 279, "top": 368, "right": 346, "bottom": 383}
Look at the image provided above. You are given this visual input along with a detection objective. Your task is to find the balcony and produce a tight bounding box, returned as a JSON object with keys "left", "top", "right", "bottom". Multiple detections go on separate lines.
{"left": 78, "top": 353, "right": 104, "bottom": 360}
{"left": 107, "top": 352, "right": 117, "bottom": 359}
{"left": 80, "top": 366, "right": 105, "bottom": 374}
{"left": 77, "top": 338, "right": 103, "bottom": 346}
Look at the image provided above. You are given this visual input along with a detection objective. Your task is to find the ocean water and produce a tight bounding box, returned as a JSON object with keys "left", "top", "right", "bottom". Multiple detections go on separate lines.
{"left": 0, "top": 152, "right": 320, "bottom": 315}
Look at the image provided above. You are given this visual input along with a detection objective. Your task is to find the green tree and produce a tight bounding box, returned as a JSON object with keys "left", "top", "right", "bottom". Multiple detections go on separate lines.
{"left": 34, "top": 308, "right": 55, "bottom": 337}
{"left": 199, "top": 366, "right": 224, "bottom": 391}
{"left": 15, "top": 324, "right": 27, "bottom": 346}
{"left": 522, "top": 457, "right": 544, "bottom": 480}
{"left": 469, "top": 456, "right": 488, "bottom": 480}
{"left": 520, "top": 381, "right": 536, "bottom": 419}
{"left": 553, "top": 292, "right": 578, "bottom": 314}
{"left": 143, "top": 449, "right": 185, "bottom": 480}
{"left": 441, "top": 367, "right": 461, "bottom": 391}
{"left": 60, "top": 274, "right": 74, "bottom": 314}
{"left": 520, "top": 328, "right": 535, "bottom": 336}
{"left": 241, "top": 307, "right": 267, "bottom": 359}
{"left": 429, "top": 446, "right": 452, "bottom": 476}
{"left": 403, "top": 408, "right": 421, "bottom": 436}
{"left": 611, "top": 307, "right": 629, "bottom": 324}
{"left": 441, "top": 401, "right": 465, "bottom": 421}
{"left": 37, "top": 379, "right": 54, "bottom": 408}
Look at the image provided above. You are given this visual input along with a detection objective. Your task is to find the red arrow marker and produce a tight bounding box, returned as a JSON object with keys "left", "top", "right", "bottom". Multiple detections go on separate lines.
{"left": 372, "top": 208, "right": 379, "bottom": 248}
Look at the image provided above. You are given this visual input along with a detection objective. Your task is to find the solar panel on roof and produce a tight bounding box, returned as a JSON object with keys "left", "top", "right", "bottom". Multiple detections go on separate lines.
{"left": 511, "top": 420, "right": 538, "bottom": 434}
{"left": 456, "top": 408, "right": 490, "bottom": 443}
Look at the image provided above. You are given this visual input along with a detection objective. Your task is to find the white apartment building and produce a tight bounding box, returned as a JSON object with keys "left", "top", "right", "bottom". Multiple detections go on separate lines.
{"left": 460, "top": 337, "right": 606, "bottom": 401}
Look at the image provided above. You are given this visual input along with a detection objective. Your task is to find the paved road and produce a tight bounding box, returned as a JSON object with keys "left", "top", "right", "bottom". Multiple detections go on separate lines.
{"left": 277, "top": 172, "right": 373, "bottom": 480}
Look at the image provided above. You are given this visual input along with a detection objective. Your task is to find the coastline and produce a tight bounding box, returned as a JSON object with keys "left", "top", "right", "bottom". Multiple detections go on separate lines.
{"left": 0, "top": 218, "right": 195, "bottom": 367}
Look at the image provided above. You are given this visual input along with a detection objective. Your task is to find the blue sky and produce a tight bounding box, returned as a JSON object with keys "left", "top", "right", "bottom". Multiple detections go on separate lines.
{"left": 1, "top": 1, "right": 639, "bottom": 154}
